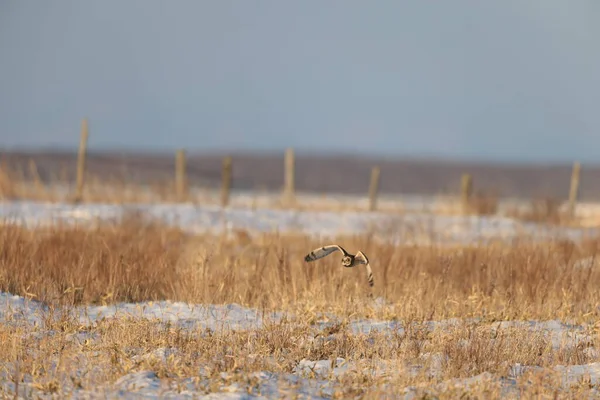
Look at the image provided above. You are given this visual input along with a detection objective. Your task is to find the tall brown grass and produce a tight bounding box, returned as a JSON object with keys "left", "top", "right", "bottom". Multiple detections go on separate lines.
{"left": 1, "top": 215, "right": 600, "bottom": 397}
{"left": 1, "top": 213, "right": 599, "bottom": 322}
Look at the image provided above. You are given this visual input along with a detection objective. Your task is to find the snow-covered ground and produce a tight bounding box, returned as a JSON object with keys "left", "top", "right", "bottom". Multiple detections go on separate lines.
{"left": 1, "top": 200, "right": 599, "bottom": 246}
{"left": 2, "top": 200, "right": 600, "bottom": 397}
{"left": 1, "top": 292, "right": 599, "bottom": 398}
{"left": 22, "top": 183, "right": 600, "bottom": 217}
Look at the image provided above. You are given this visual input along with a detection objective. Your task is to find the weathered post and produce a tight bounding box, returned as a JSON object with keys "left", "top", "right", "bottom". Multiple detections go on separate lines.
{"left": 568, "top": 161, "right": 581, "bottom": 219}
{"left": 0, "top": 158, "right": 15, "bottom": 200}
{"left": 175, "top": 149, "right": 187, "bottom": 201}
{"left": 221, "top": 156, "right": 232, "bottom": 207}
{"left": 368, "top": 166, "right": 381, "bottom": 211}
{"left": 74, "top": 118, "right": 89, "bottom": 203}
{"left": 283, "top": 147, "right": 295, "bottom": 205}
{"left": 28, "top": 159, "right": 46, "bottom": 196}
{"left": 460, "top": 173, "right": 473, "bottom": 214}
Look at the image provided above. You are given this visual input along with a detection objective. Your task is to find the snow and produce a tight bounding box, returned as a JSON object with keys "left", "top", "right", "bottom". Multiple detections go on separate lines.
{"left": 77, "top": 301, "right": 286, "bottom": 331}
{"left": 1, "top": 200, "right": 599, "bottom": 246}
{"left": 0, "top": 293, "right": 286, "bottom": 332}
{"left": 0, "top": 292, "right": 47, "bottom": 326}
{"left": 1, "top": 291, "right": 599, "bottom": 398}
{"left": 1, "top": 200, "right": 600, "bottom": 397}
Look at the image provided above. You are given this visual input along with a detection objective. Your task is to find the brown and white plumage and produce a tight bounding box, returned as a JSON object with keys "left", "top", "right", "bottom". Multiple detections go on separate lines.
{"left": 304, "top": 245, "right": 374, "bottom": 287}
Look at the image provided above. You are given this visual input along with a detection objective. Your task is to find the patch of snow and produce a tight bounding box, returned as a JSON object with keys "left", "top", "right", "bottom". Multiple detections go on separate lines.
{"left": 2, "top": 290, "right": 599, "bottom": 398}
{"left": 0, "top": 292, "right": 287, "bottom": 332}
{"left": 573, "top": 256, "right": 600, "bottom": 270}
{"left": 75, "top": 300, "right": 286, "bottom": 331}
{"left": 402, "top": 372, "right": 502, "bottom": 399}
{"left": 1, "top": 201, "right": 598, "bottom": 246}
{"left": 294, "top": 358, "right": 349, "bottom": 378}
{"left": 132, "top": 347, "right": 182, "bottom": 364}
{"left": 490, "top": 320, "right": 592, "bottom": 350}
{"left": 510, "top": 362, "right": 600, "bottom": 393}
{"left": 0, "top": 292, "right": 47, "bottom": 326}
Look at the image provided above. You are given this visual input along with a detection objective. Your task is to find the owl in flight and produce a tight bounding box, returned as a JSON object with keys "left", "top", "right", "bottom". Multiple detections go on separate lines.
{"left": 304, "top": 245, "right": 374, "bottom": 287}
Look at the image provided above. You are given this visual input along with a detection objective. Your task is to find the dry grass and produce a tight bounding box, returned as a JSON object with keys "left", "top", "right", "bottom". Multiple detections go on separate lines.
{"left": 1, "top": 214, "right": 600, "bottom": 320}
{"left": 0, "top": 215, "right": 187, "bottom": 306}
{"left": 1, "top": 313, "right": 598, "bottom": 398}
{"left": 2, "top": 210, "right": 600, "bottom": 395}
{"left": 4, "top": 162, "right": 600, "bottom": 228}
{"left": 506, "top": 197, "right": 565, "bottom": 224}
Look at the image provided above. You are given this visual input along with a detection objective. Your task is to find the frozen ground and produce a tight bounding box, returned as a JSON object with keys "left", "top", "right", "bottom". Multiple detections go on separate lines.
{"left": 1, "top": 200, "right": 599, "bottom": 246}
{"left": 1, "top": 201, "right": 600, "bottom": 397}
{"left": 1, "top": 292, "right": 600, "bottom": 398}
{"left": 19, "top": 183, "right": 600, "bottom": 217}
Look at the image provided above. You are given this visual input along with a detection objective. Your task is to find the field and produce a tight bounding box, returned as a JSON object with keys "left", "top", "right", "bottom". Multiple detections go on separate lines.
{"left": 2, "top": 189, "right": 600, "bottom": 399}
{"left": 2, "top": 151, "right": 600, "bottom": 399}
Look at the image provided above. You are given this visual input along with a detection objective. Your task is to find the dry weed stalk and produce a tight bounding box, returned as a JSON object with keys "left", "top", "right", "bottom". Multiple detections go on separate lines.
{"left": 1, "top": 216, "right": 600, "bottom": 396}
{"left": 0, "top": 214, "right": 599, "bottom": 322}
{"left": 0, "top": 311, "right": 598, "bottom": 397}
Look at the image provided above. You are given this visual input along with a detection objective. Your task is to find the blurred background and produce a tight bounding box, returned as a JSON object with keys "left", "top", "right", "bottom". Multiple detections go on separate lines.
{"left": 1, "top": 1, "right": 599, "bottom": 203}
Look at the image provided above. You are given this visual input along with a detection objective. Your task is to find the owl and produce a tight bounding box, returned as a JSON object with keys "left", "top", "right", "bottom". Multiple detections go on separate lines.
{"left": 304, "top": 245, "right": 374, "bottom": 287}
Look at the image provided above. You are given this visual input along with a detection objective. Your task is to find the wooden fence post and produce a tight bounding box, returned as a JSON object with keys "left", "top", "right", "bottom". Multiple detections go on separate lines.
{"left": 74, "top": 118, "right": 89, "bottom": 203}
{"left": 460, "top": 173, "right": 473, "bottom": 213}
{"left": 568, "top": 161, "right": 581, "bottom": 219}
{"left": 28, "top": 159, "right": 46, "bottom": 196}
{"left": 221, "top": 156, "right": 232, "bottom": 207}
{"left": 283, "top": 148, "right": 295, "bottom": 205}
{"left": 28, "top": 159, "right": 41, "bottom": 185}
{"left": 368, "top": 166, "right": 381, "bottom": 211}
{"left": 175, "top": 149, "right": 187, "bottom": 201}
{"left": 0, "top": 158, "right": 15, "bottom": 200}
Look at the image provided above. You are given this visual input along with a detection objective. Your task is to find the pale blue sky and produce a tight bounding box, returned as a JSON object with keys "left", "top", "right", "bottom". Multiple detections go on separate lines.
{"left": 1, "top": 1, "right": 598, "bottom": 162}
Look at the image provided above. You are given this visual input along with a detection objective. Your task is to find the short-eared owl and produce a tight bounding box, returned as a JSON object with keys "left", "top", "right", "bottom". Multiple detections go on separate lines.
{"left": 304, "top": 245, "right": 374, "bottom": 287}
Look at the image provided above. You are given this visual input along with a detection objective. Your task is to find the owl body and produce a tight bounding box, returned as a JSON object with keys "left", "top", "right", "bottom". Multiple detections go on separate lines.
{"left": 304, "top": 244, "right": 374, "bottom": 287}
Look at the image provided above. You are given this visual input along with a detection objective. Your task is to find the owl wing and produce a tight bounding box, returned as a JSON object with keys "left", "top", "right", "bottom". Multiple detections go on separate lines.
{"left": 304, "top": 244, "right": 348, "bottom": 262}
{"left": 355, "top": 251, "right": 374, "bottom": 287}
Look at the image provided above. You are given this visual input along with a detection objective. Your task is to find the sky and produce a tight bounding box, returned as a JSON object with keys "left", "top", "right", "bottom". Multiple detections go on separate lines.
{"left": 0, "top": 1, "right": 599, "bottom": 163}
